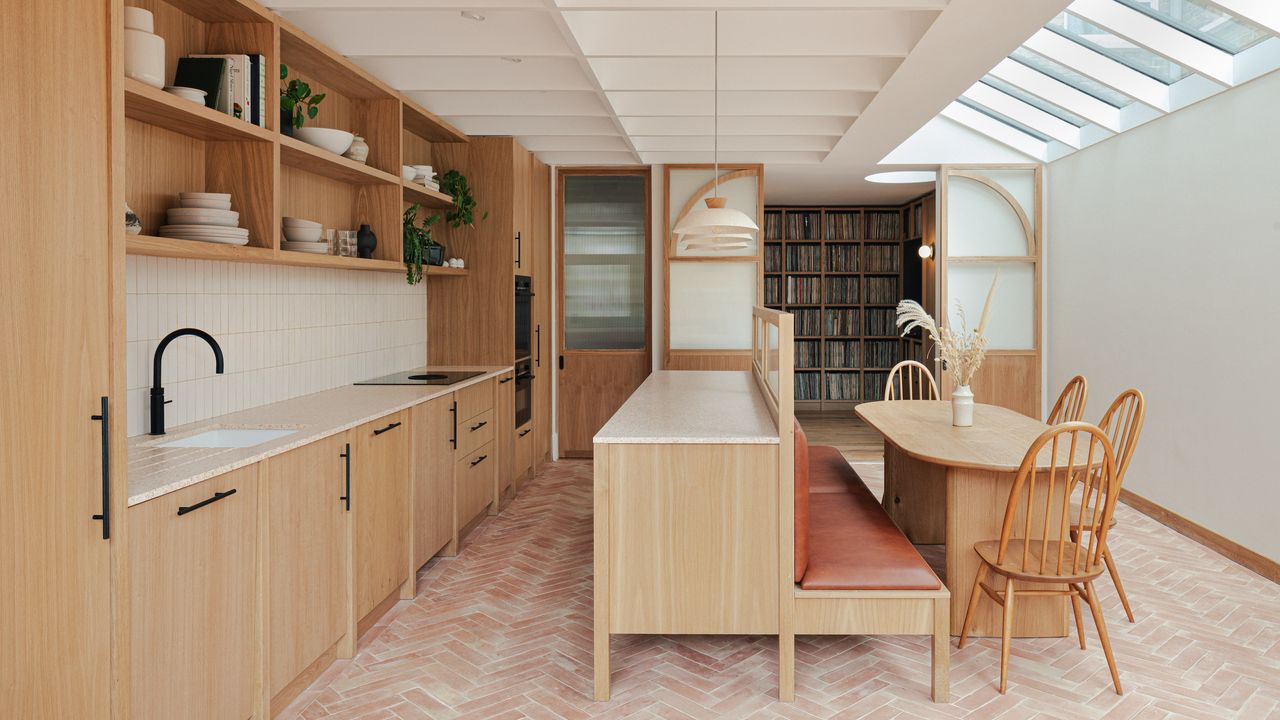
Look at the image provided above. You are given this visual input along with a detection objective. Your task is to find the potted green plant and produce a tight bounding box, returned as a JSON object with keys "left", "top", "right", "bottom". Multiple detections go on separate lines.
{"left": 279, "top": 63, "right": 325, "bottom": 137}
{"left": 403, "top": 203, "right": 442, "bottom": 285}
{"left": 439, "top": 169, "right": 488, "bottom": 229}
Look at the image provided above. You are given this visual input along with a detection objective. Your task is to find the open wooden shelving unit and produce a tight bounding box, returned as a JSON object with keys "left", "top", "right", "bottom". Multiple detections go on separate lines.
{"left": 764, "top": 201, "right": 930, "bottom": 411}
{"left": 123, "top": 1, "right": 468, "bottom": 275}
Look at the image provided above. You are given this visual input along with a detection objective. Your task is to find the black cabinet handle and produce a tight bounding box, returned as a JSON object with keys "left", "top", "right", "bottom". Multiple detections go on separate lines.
{"left": 518, "top": 428, "right": 532, "bottom": 438}
{"left": 340, "top": 443, "right": 351, "bottom": 511}
{"left": 450, "top": 401, "right": 457, "bottom": 449}
{"left": 535, "top": 325, "right": 541, "bottom": 367}
{"left": 559, "top": 355, "right": 564, "bottom": 371}
{"left": 90, "top": 396, "right": 110, "bottom": 540}
{"left": 470, "top": 454, "right": 488, "bottom": 467}
{"left": 499, "top": 377, "right": 513, "bottom": 384}
{"left": 515, "top": 231, "right": 522, "bottom": 268}
{"left": 470, "top": 420, "right": 488, "bottom": 431}
{"left": 177, "top": 488, "right": 236, "bottom": 516}
{"left": 373, "top": 421, "right": 402, "bottom": 436}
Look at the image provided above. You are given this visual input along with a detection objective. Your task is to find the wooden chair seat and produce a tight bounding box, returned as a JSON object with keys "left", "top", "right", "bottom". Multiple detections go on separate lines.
{"left": 974, "top": 540, "right": 1106, "bottom": 584}
{"left": 1068, "top": 503, "right": 1117, "bottom": 531}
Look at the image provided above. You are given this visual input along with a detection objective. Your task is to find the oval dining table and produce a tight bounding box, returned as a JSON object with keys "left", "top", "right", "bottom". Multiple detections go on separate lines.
{"left": 856, "top": 399, "right": 1087, "bottom": 638}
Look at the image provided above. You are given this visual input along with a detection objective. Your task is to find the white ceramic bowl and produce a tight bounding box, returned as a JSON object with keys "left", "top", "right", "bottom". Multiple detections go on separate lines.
{"left": 179, "top": 198, "right": 232, "bottom": 210}
{"left": 283, "top": 226, "right": 323, "bottom": 243}
{"left": 282, "top": 217, "right": 321, "bottom": 230}
{"left": 167, "top": 208, "right": 239, "bottom": 227}
{"left": 180, "top": 192, "right": 232, "bottom": 201}
{"left": 164, "top": 86, "right": 207, "bottom": 104}
{"left": 401, "top": 166, "right": 416, "bottom": 182}
{"left": 124, "top": 28, "right": 165, "bottom": 89}
{"left": 124, "top": 6, "right": 154, "bottom": 32}
{"left": 293, "top": 128, "right": 354, "bottom": 156}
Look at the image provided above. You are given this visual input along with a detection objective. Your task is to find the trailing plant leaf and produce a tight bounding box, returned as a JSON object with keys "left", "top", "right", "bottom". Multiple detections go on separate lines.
{"left": 439, "top": 170, "right": 487, "bottom": 229}
{"left": 403, "top": 203, "right": 439, "bottom": 285}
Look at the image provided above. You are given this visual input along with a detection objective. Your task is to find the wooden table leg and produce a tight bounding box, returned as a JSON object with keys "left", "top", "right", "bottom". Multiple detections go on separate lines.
{"left": 945, "top": 467, "right": 1068, "bottom": 638}
{"left": 883, "top": 444, "right": 946, "bottom": 544}
{"left": 593, "top": 445, "right": 610, "bottom": 701}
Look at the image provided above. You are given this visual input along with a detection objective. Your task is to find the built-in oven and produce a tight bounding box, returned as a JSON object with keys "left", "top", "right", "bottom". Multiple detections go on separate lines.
{"left": 515, "top": 359, "right": 532, "bottom": 428}
{"left": 515, "top": 276, "right": 532, "bottom": 363}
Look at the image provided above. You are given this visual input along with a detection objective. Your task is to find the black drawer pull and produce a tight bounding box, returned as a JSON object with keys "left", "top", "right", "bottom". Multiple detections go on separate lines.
{"left": 340, "top": 443, "right": 351, "bottom": 511}
{"left": 470, "top": 420, "right": 488, "bottom": 431}
{"left": 470, "top": 455, "right": 488, "bottom": 467}
{"left": 499, "top": 377, "right": 513, "bottom": 384}
{"left": 177, "top": 489, "right": 236, "bottom": 516}
{"left": 373, "top": 421, "right": 402, "bottom": 436}
{"left": 91, "top": 396, "right": 111, "bottom": 540}
{"left": 518, "top": 428, "right": 532, "bottom": 438}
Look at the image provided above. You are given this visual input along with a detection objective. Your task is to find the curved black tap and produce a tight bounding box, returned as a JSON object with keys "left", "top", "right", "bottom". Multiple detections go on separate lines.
{"left": 150, "top": 328, "right": 224, "bottom": 435}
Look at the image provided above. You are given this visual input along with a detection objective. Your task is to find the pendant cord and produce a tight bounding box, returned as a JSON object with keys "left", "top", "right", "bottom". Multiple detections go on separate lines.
{"left": 713, "top": 10, "right": 719, "bottom": 199}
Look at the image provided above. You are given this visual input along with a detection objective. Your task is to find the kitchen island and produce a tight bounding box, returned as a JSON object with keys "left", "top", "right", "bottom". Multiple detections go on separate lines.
{"left": 592, "top": 370, "right": 785, "bottom": 700}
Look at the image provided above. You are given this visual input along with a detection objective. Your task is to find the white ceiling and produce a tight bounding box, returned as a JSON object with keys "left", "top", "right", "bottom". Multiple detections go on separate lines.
{"left": 267, "top": 0, "right": 1074, "bottom": 202}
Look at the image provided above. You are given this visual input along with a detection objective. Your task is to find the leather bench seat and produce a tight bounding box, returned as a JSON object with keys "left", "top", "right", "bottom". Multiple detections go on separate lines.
{"left": 794, "top": 419, "right": 941, "bottom": 592}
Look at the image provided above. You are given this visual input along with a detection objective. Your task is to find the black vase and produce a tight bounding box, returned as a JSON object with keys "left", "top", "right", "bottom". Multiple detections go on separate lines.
{"left": 280, "top": 108, "right": 293, "bottom": 137}
{"left": 427, "top": 244, "right": 445, "bottom": 266}
{"left": 356, "top": 224, "right": 377, "bottom": 259}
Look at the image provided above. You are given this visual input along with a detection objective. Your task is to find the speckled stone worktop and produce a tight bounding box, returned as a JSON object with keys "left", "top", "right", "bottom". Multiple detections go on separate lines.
{"left": 593, "top": 371, "right": 780, "bottom": 445}
{"left": 127, "top": 366, "right": 511, "bottom": 506}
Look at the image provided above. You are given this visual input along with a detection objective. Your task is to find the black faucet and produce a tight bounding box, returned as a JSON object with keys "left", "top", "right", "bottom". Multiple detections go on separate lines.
{"left": 150, "top": 328, "right": 224, "bottom": 435}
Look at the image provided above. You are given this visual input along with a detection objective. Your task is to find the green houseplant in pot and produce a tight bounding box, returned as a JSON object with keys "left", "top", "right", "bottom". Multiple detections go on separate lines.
{"left": 403, "top": 203, "right": 441, "bottom": 285}
{"left": 439, "top": 170, "right": 488, "bottom": 229}
{"left": 279, "top": 63, "right": 325, "bottom": 137}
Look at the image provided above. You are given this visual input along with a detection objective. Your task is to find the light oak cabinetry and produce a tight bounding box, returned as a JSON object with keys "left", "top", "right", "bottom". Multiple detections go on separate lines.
{"left": 516, "top": 423, "right": 535, "bottom": 483}
{"left": 353, "top": 411, "right": 410, "bottom": 623}
{"left": 455, "top": 378, "right": 497, "bottom": 533}
{"left": 130, "top": 465, "right": 259, "bottom": 720}
{"left": 456, "top": 445, "right": 497, "bottom": 532}
{"left": 530, "top": 157, "right": 553, "bottom": 468}
{"left": 264, "top": 434, "right": 351, "bottom": 713}
{"left": 497, "top": 371, "right": 516, "bottom": 501}
{"left": 410, "top": 395, "right": 456, "bottom": 571}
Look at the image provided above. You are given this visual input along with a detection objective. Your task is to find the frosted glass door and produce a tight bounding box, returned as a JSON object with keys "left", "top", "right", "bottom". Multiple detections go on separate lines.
{"left": 563, "top": 175, "right": 647, "bottom": 350}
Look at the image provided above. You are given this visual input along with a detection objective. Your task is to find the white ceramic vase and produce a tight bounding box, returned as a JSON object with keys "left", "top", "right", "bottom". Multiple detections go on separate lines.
{"left": 124, "top": 21, "right": 165, "bottom": 89}
{"left": 952, "top": 385, "right": 974, "bottom": 427}
{"left": 344, "top": 135, "right": 369, "bottom": 163}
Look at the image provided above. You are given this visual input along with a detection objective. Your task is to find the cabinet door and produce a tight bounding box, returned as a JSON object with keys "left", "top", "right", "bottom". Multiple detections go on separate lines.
{"left": 456, "top": 443, "right": 496, "bottom": 528}
{"left": 512, "top": 143, "right": 531, "bottom": 272}
{"left": 266, "top": 435, "right": 349, "bottom": 705}
{"left": 516, "top": 424, "right": 534, "bottom": 485}
{"left": 411, "top": 395, "right": 454, "bottom": 570}
{"left": 130, "top": 466, "right": 258, "bottom": 720}
{"left": 497, "top": 372, "right": 515, "bottom": 497}
{"left": 2, "top": 2, "right": 115, "bottom": 716}
{"left": 530, "top": 157, "right": 553, "bottom": 463}
{"left": 354, "top": 411, "right": 409, "bottom": 619}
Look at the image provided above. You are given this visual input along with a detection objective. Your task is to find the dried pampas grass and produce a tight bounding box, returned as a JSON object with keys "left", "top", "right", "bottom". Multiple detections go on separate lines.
{"left": 896, "top": 274, "right": 998, "bottom": 388}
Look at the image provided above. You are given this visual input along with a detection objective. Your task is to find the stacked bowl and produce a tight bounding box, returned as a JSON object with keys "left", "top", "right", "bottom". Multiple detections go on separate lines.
{"left": 282, "top": 218, "right": 327, "bottom": 254}
{"left": 160, "top": 193, "right": 249, "bottom": 245}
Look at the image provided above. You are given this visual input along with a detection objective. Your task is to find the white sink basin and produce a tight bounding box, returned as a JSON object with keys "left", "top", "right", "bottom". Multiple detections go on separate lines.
{"left": 158, "top": 428, "right": 296, "bottom": 449}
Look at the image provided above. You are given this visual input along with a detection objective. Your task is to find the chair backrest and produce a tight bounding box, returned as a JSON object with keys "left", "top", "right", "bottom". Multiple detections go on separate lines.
{"left": 1047, "top": 375, "right": 1088, "bottom": 424}
{"left": 996, "top": 422, "right": 1118, "bottom": 577}
{"left": 884, "top": 360, "right": 939, "bottom": 401}
{"left": 1097, "top": 388, "right": 1145, "bottom": 486}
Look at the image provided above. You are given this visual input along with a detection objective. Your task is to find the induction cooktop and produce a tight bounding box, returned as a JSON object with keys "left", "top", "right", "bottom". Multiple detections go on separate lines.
{"left": 354, "top": 370, "right": 484, "bottom": 386}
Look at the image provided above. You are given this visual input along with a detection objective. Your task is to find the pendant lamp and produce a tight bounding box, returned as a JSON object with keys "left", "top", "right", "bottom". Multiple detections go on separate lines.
{"left": 672, "top": 11, "right": 758, "bottom": 245}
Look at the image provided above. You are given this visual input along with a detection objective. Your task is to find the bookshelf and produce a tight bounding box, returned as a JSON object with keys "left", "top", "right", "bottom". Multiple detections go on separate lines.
{"left": 764, "top": 195, "right": 934, "bottom": 410}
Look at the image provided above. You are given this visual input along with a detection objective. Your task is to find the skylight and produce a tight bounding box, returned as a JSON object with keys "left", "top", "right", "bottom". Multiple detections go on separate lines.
{"left": 1047, "top": 11, "right": 1193, "bottom": 83}
{"left": 925, "top": 0, "right": 1279, "bottom": 162}
{"left": 1116, "top": 0, "right": 1272, "bottom": 53}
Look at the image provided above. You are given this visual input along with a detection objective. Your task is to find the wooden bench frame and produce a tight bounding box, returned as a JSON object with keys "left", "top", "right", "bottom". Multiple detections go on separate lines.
{"left": 753, "top": 307, "right": 950, "bottom": 703}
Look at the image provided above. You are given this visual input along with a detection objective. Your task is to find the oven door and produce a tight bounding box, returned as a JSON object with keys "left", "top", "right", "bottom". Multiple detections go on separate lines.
{"left": 515, "top": 362, "right": 532, "bottom": 427}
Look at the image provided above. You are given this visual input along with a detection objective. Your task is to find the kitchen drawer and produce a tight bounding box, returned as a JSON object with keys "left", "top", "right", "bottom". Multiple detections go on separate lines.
{"left": 515, "top": 422, "right": 534, "bottom": 482}
{"left": 457, "top": 408, "right": 495, "bottom": 458}
{"left": 456, "top": 441, "right": 495, "bottom": 528}
{"left": 456, "top": 377, "right": 495, "bottom": 422}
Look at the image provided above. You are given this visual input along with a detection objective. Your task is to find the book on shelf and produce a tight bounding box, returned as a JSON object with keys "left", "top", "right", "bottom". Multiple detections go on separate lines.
{"left": 173, "top": 57, "right": 226, "bottom": 113}
{"left": 825, "top": 244, "right": 859, "bottom": 272}
{"left": 248, "top": 54, "right": 266, "bottom": 127}
{"left": 864, "top": 308, "right": 897, "bottom": 336}
{"left": 866, "top": 211, "right": 902, "bottom": 240}
{"left": 764, "top": 243, "right": 781, "bottom": 273}
{"left": 824, "top": 308, "right": 858, "bottom": 336}
{"left": 764, "top": 213, "right": 782, "bottom": 240}
{"left": 824, "top": 340, "right": 859, "bottom": 369}
{"left": 785, "top": 276, "right": 822, "bottom": 305}
{"left": 793, "top": 309, "right": 822, "bottom": 337}
{"left": 825, "top": 212, "right": 861, "bottom": 241}
{"left": 824, "top": 276, "right": 859, "bottom": 304}
{"left": 785, "top": 244, "right": 821, "bottom": 272}
{"left": 795, "top": 340, "right": 821, "bottom": 369}
{"left": 190, "top": 54, "right": 250, "bottom": 120}
{"left": 864, "top": 276, "right": 899, "bottom": 304}
{"left": 795, "top": 372, "right": 822, "bottom": 401}
{"left": 764, "top": 276, "right": 782, "bottom": 305}
{"left": 863, "top": 372, "right": 890, "bottom": 401}
{"left": 863, "top": 341, "right": 900, "bottom": 369}
{"left": 863, "top": 244, "right": 901, "bottom": 272}
{"left": 824, "top": 372, "right": 858, "bottom": 401}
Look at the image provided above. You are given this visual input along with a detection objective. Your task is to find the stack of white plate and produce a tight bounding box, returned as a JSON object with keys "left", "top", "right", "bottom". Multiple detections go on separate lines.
{"left": 281, "top": 217, "right": 327, "bottom": 254}
{"left": 159, "top": 193, "right": 249, "bottom": 245}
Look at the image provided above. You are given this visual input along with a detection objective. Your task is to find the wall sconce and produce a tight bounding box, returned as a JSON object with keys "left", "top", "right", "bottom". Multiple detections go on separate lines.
{"left": 918, "top": 243, "right": 934, "bottom": 259}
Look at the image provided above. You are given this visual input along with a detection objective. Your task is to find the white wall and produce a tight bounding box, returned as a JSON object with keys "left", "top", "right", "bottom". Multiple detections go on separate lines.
{"left": 126, "top": 256, "right": 426, "bottom": 436}
{"left": 1047, "top": 70, "right": 1280, "bottom": 562}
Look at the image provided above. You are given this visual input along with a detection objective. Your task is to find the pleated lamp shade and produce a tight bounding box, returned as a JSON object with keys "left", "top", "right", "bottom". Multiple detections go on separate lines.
{"left": 672, "top": 196, "right": 758, "bottom": 240}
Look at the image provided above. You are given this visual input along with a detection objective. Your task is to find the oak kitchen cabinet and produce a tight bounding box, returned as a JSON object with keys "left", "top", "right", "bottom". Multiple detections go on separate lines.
{"left": 265, "top": 434, "right": 352, "bottom": 713}
{"left": 529, "top": 156, "right": 553, "bottom": 469}
{"left": 497, "top": 370, "right": 516, "bottom": 501}
{"left": 411, "top": 395, "right": 456, "bottom": 570}
{"left": 130, "top": 466, "right": 259, "bottom": 720}
{"left": 353, "top": 411, "right": 410, "bottom": 624}
{"left": 455, "top": 378, "right": 497, "bottom": 534}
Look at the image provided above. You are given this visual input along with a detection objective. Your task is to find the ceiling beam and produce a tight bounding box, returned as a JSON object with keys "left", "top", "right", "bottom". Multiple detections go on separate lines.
{"left": 961, "top": 82, "right": 1081, "bottom": 146}
{"left": 1023, "top": 28, "right": 1171, "bottom": 110}
{"left": 1207, "top": 0, "right": 1280, "bottom": 34}
{"left": 939, "top": 101, "right": 1049, "bottom": 160}
{"left": 988, "top": 57, "right": 1123, "bottom": 130}
{"left": 1069, "top": 0, "right": 1235, "bottom": 85}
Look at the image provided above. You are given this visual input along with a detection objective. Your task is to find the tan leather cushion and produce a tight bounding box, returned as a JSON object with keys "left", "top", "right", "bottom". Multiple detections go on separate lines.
{"left": 794, "top": 419, "right": 810, "bottom": 582}
{"left": 808, "top": 445, "right": 864, "bottom": 494}
{"left": 801, "top": 483, "right": 941, "bottom": 591}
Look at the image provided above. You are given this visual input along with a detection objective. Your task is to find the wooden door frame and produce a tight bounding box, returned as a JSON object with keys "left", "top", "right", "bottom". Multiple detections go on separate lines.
{"left": 556, "top": 166, "right": 653, "bottom": 457}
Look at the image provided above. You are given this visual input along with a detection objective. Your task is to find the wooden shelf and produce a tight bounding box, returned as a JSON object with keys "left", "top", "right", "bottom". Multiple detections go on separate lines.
{"left": 425, "top": 265, "right": 468, "bottom": 277}
{"left": 402, "top": 99, "right": 468, "bottom": 144}
{"left": 279, "top": 135, "right": 400, "bottom": 185}
{"left": 279, "top": 20, "right": 395, "bottom": 100}
{"left": 276, "top": 250, "right": 403, "bottom": 273}
{"left": 127, "top": 235, "right": 275, "bottom": 263}
{"left": 124, "top": 79, "right": 275, "bottom": 143}
{"left": 402, "top": 182, "right": 454, "bottom": 209}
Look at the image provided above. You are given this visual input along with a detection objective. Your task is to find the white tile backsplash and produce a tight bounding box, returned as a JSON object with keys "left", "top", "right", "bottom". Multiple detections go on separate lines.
{"left": 126, "top": 256, "right": 427, "bottom": 436}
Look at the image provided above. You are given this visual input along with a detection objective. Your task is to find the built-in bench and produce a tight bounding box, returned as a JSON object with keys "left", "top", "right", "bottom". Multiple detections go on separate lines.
{"left": 785, "top": 419, "right": 950, "bottom": 701}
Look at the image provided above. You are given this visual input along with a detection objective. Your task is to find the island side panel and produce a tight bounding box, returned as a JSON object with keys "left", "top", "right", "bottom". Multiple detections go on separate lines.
{"left": 593, "top": 442, "right": 611, "bottom": 701}
{"left": 608, "top": 443, "right": 779, "bottom": 635}
{"left": 883, "top": 442, "right": 947, "bottom": 545}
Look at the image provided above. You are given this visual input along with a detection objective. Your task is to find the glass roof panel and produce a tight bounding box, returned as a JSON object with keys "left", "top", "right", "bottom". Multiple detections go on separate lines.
{"left": 956, "top": 97, "right": 1053, "bottom": 143}
{"left": 1047, "top": 11, "right": 1192, "bottom": 83}
{"left": 1009, "top": 46, "right": 1136, "bottom": 107}
{"left": 980, "top": 75, "right": 1090, "bottom": 127}
{"left": 1115, "top": 0, "right": 1272, "bottom": 54}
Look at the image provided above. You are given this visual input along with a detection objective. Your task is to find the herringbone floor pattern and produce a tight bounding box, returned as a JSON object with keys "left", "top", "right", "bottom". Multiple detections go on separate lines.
{"left": 285, "top": 459, "right": 1280, "bottom": 719}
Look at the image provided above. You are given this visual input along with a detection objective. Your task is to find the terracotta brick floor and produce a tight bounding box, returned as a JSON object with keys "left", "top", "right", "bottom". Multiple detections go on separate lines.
{"left": 284, "top": 459, "right": 1280, "bottom": 719}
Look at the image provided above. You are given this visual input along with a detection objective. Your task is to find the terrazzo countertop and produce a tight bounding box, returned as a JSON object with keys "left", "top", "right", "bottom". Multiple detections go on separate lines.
{"left": 593, "top": 371, "right": 780, "bottom": 445}
{"left": 127, "top": 365, "right": 511, "bottom": 506}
